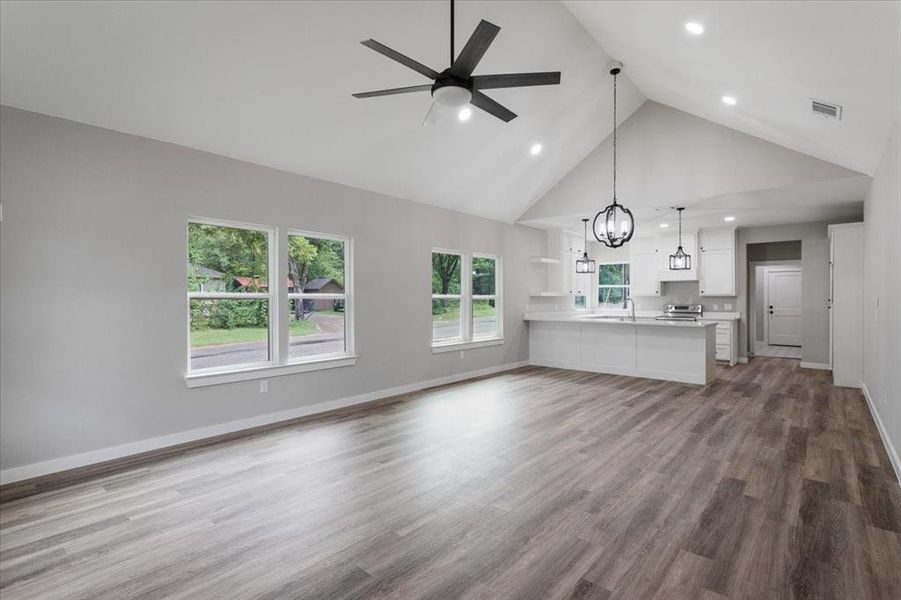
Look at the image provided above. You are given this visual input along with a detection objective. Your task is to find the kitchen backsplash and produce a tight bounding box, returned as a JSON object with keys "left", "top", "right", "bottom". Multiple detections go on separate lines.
{"left": 632, "top": 280, "right": 738, "bottom": 312}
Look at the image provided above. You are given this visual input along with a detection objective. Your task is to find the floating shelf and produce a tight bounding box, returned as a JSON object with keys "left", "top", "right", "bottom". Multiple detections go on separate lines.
{"left": 529, "top": 256, "right": 561, "bottom": 265}
{"left": 529, "top": 292, "right": 574, "bottom": 297}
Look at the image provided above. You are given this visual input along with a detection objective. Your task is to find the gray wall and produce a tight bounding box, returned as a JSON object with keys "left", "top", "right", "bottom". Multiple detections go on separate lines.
{"left": 863, "top": 124, "right": 901, "bottom": 470}
{"left": 0, "top": 106, "right": 545, "bottom": 472}
{"left": 747, "top": 241, "right": 802, "bottom": 262}
{"left": 737, "top": 222, "right": 851, "bottom": 364}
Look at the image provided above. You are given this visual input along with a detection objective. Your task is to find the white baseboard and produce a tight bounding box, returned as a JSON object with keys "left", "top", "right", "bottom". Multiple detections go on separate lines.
{"left": 800, "top": 362, "right": 832, "bottom": 370}
{"left": 861, "top": 383, "right": 901, "bottom": 484}
{"left": 0, "top": 361, "right": 528, "bottom": 485}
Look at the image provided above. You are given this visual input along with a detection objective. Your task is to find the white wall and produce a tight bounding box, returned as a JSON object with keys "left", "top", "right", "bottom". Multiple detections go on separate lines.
{"left": 863, "top": 124, "right": 901, "bottom": 473}
{"left": 0, "top": 106, "right": 545, "bottom": 476}
{"left": 520, "top": 101, "right": 862, "bottom": 222}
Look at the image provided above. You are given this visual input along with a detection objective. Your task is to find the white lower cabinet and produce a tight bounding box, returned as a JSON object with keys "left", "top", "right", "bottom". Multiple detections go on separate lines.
{"left": 702, "top": 318, "right": 737, "bottom": 365}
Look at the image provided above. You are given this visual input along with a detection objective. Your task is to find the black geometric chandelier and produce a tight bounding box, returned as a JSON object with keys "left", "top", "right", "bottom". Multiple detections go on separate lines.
{"left": 575, "top": 218, "right": 596, "bottom": 274}
{"left": 593, "top": 62, "right": 634, "bottom": 249}
{"left": 669, "top": 207, "right": 691, "bottom": 270}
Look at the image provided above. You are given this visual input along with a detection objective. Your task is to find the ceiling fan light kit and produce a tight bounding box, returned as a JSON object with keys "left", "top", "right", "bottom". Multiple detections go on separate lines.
{"left": 352, "top": 0, "right": 561, "bottom": 124}
{"left": 593, "top": 62, "right": 635, "bottom": 249}
{"left": 668, "top": 207, "right": 691, "bottom": 270}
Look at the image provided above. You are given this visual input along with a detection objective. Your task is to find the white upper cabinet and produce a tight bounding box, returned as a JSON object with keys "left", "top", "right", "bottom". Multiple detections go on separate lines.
{"left": 629, "top": 236, "right": 661, "bottom": 296}
{"left": 698, "top": 228, "right": 737, "bottom": 296}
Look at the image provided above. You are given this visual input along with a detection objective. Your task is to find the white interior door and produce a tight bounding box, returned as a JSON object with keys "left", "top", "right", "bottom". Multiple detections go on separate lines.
{"left": 767, "top": 269, "right": 802, "bottom": 347}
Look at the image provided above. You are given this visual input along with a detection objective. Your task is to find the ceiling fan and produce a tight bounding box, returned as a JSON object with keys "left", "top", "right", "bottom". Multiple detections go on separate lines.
{"left": 352, "top": 0, "right": 561, "bottom": 124}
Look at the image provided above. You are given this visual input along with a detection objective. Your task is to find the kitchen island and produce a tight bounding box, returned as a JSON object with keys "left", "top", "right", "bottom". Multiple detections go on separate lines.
{"left": 525, "top": 313, "right": 717, "bottom": 385}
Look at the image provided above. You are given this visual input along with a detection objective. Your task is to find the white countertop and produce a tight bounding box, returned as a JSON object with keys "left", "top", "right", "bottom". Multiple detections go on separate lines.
{"left": 524, "top": 312, "right": 717, "bottom": 328}
{"left": 699, "top": 312, "right": 740, "bottom": 321}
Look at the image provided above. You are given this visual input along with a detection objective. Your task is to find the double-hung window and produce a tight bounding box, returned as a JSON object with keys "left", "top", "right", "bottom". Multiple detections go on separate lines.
{"left": 286, "top": 231, "right": 351, "bottom": 362}
{"left": 598, "top": 262, "right": 630, "bottom": 308}
{"left": 432, "top": 249, "right": 502, "bottom": 350}
{"left": 187, "top": 218, "right": 354, "bottom": 385}
{"left": 188, "top": 219, "right": 274, "bottom": 372}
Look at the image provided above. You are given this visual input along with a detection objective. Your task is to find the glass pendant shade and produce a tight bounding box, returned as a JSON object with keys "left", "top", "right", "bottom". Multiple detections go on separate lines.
{"left": 576, "top": 252, "right": 596, "bottom": 273}
{"left": 669, "top": 246, "right": 691, "bottom": 270}
{"left": 668, "top": 207, "right": 691, "bottom": 270}
{"left": 576, "top": 218, "right": 596, "bottom": 273}
{"left": 593, "top": 200, "right": 634, "bottom": 248}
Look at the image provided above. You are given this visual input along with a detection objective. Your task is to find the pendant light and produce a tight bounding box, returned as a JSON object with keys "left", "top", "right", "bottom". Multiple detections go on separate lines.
{"left": 669, "top": 207, "right": 691, "bottom": 270}
{"left": 593, "top": 62, "right": 635, "bottom": 249}
{"left": 575, "top": 218, "right": 596, "bottom": 274}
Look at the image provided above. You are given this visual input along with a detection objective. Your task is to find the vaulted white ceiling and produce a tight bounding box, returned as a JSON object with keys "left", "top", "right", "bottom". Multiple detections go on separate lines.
{"left": 0, "top": 1, "right": 644, "bottom": 223}
{"left": 1, "top": 1, "right": 898, "bottom": 226}
{"left": 564, "top": 0, "right": 901, "bottom": 177}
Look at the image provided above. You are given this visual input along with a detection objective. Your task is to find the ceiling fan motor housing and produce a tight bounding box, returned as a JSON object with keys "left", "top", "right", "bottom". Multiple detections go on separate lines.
{"left": 432, "top": 71, "right": 473, "bottom": 107}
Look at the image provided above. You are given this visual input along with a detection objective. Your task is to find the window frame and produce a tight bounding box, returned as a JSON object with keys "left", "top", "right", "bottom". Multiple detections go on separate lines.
{"left": 187, "top": 217, "right": 277, "bottom": 375}
{"left": 597, "top": 261, "right": 631, "bottom": 309}
{"left": 285, "top": 229, "right": 354, "bottom": 364}
{"left": 185, "top": 218, "right": 355, "bottom": 388}
{"left": 431, "top": 249, "right": 503, "bottom": 352}
{"left": 471, "top": 252, "right": 503, "bottom": 342}
{"left": 431, "top": 248, "right": 467, "bottom": 346}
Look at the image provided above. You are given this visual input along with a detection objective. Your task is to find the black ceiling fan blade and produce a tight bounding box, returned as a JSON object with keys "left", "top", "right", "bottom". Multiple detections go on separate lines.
{"left": 360, "top": 39, "right": 439, "bottom": 80}
{"left": 450, "top": 20, "right": 500, "bottom": 79}
{"left": 352, "top": 84, "right": 433, "bottom": 99}
{"left": 471, "top": 72, "right": 561, "bottom": 90}
{"left": 470, "top": 91, "right": 517, "bottom": 122}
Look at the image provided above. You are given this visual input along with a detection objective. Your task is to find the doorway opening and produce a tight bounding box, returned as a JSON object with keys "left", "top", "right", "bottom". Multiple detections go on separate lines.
{"left": 748, "top": 241, "right": 802, "bottom": 360}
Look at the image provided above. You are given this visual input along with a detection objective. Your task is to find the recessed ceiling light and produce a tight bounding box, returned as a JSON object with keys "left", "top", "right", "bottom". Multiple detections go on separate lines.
{"left": 722, "top": 95, "right": 737, "bottom": 106}
{"left": 724, "top": 216, "right": 736, "bottom": 222}
{"left": 457, "top": 107, "right": 472, "bottom": 122}
{"left": 659, "top": 223, "right": 670, "bottom": 228}
{"left": 685, "top": 22, "right": 704, "bottom": 35}
{"left": 530, "top": 143, "right": 543, "bottom": 156}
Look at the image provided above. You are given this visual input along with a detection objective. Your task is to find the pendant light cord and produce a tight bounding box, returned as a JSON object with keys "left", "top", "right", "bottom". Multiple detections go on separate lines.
{"left": 450, "top": 0, "right": 455, "bottom": 65}
{"left": 612, "top": 71, "right": 617, "bottom": 202}
{"left": 678, "top": 208, "right": 682, "bottom": 247}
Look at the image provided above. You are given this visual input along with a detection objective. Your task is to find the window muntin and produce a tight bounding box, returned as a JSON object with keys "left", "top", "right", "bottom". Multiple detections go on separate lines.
{"left": 432, "top": 251, "right": 463, "bottom": 344}
{"left": 187, "top": 220, "right": 274, "bottom": 372}
{"left": 287, "top": 233, "right": 350, "bottom": 362}
{"left": 598, "top": 262, "right": 630, "bottom": 309}
{"left": 472, "top": 255, "right": 499, "bottom": 340}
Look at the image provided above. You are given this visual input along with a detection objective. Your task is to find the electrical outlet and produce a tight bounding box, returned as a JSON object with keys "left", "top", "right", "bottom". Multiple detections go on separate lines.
{"left": 725, "top": 303, "right": 732, "bottom": 310}
{"left": 712, "top": 304, "right": 719, "bottom": 311}
{"left": 459, "top": 350, "right": 465, "bottom": 360}
{"left": 260, "top": 380, "right": 268, "bottom": 394}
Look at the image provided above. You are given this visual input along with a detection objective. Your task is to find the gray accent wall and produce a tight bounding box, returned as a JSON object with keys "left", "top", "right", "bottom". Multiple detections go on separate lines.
{"left": 863, "top": 124, "right": 901, "bottom": 471}
{"left": 0, "top": 106, "right": 544, "bottom": 473}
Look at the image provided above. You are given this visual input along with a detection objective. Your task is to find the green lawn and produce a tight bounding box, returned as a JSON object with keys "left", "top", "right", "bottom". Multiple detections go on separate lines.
{"left": 191, "top": 319, "right": 318, "bottom": 347}
{"left": 433, "top": 300, "right": 497, "bottom": 321}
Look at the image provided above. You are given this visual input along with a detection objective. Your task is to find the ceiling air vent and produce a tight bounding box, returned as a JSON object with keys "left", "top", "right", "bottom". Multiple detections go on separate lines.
{"left": 811, "top": 99, "right": 842, "bottom": 120}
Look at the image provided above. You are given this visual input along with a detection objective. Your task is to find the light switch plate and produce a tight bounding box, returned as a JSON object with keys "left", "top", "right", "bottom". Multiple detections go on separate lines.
{"left": 260, "top": 380, "right": 268, "bottom": 394}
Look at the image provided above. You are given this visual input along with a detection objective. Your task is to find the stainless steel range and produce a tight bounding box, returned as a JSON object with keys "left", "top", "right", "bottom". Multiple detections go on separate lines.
{"left": 656, "top": 304, "right": 703, "bottom": 321}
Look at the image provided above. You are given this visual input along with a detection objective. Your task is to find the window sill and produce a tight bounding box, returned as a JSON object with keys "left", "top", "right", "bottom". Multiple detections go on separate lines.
{"left": 431, "top": 338, "right": 504, "bottom": 353}
{"left": 185, "top": 355, "right": 357, "bottom": 388}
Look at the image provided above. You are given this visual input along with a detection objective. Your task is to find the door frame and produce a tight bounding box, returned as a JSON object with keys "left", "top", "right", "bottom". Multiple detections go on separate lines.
{"left": 764, "top": 266, "right": 802, "bottom": 346}
{"left": 748, "top": 260, "right": 801, "bottom": 354}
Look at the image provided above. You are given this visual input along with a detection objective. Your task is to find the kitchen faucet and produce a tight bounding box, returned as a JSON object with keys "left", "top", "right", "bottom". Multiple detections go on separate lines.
{"left": 626, "top": 297, "right": 635, "bottom": 322}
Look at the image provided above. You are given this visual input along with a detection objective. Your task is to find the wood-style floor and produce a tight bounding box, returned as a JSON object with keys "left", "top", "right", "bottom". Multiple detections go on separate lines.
{"left": 1, "top": 358, "right": 899, "bottom": 599}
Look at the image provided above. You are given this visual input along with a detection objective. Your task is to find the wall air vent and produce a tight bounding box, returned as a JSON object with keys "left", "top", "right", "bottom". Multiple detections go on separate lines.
{"left": 811, "top": 99, "right": 842, "bottom": 120}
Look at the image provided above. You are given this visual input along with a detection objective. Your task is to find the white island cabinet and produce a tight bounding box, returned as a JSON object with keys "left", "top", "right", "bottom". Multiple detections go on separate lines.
{"left": 526, "top": 314, "right": 717, "bottom": 385}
